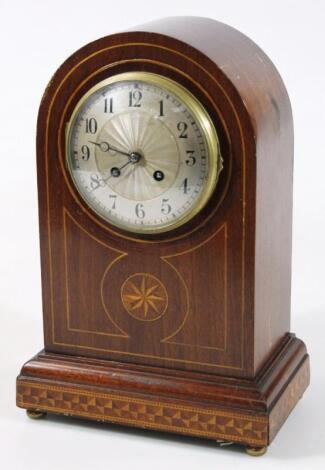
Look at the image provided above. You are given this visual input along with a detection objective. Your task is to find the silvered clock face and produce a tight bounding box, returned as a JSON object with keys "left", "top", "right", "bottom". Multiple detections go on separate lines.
{"left": 66, "top": 72, "right": 222, "bottom": 234}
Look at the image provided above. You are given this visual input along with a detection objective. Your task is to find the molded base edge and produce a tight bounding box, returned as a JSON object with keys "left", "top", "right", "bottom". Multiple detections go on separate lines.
{"left": 16, "top": 334, "right": 309, "bottom": 449}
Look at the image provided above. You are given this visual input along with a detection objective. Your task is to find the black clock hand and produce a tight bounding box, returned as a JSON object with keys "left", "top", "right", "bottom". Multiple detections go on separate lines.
{"left": 118, "top": 160, "right": 133, "bottom": 172}
{"left": 88, "top": 140, "right": 131, "bottom": 158}
{"left": 103, "top": 160, "right": 134, "bottom": 182}
{"left": 91, "top": 151, "right": 142, "bottom": 187}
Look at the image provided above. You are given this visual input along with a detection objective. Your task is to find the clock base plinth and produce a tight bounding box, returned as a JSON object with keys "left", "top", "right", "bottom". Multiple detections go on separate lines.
{"left": 16, "top": 334, "right": 309, "bottom": 453}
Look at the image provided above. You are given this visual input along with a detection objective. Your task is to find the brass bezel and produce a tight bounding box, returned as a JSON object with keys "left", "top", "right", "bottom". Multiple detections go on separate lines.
{"left": 66, "top": 71, "right": 223, "bottom": 234}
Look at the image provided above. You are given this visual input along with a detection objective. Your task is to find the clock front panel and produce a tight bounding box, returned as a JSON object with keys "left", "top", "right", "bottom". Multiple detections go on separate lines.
{"left": 38, "top": 43, "right": 252, "bottom": 377}
{"left": 57, "top": 209, "right": 234, "bottom": 374}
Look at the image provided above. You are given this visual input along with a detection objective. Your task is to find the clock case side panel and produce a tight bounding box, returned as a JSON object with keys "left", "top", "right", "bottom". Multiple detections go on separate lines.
{"left": 133, "top": 17, "right": 294, "bottom": 374}
{"left": 250, "top": 50, "right": 294, "bottom": 373}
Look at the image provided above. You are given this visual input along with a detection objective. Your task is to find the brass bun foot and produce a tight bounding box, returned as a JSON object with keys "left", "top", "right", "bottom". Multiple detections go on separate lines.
{"left": 26, "top": 409, "right": 47, "bottom": 420}
{"left": 245, "top": 446, "right": 267, "bottom": 456}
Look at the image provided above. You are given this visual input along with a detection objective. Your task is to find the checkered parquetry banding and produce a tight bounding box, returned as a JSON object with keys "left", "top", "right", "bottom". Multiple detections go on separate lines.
{"left": 16, "top": 380, "right": 268, "bottom": 445}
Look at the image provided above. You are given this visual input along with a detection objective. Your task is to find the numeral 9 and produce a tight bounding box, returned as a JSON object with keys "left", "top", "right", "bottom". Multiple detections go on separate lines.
{"left": 81, "top": 145, "right": 90, "bottom": 161}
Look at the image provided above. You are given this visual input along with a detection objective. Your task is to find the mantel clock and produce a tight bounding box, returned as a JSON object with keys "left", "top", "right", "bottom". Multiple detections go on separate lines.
{"left": 16, "top": 17, "right": 310, "bottom": 455}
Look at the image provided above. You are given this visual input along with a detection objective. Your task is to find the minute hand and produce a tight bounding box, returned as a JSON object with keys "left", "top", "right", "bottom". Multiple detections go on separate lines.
{"left": 88, "top": 140, "right": 131, "bottom": 157}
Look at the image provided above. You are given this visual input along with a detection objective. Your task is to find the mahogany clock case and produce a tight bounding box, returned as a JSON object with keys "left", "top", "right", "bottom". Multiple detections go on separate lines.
{"left": 16, "top": 17, "right": 309, "bottom": 453}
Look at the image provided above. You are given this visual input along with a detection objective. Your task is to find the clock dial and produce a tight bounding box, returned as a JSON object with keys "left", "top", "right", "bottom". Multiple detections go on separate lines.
{"left": 66, "top": 72, "right": 223, "bottom": 234}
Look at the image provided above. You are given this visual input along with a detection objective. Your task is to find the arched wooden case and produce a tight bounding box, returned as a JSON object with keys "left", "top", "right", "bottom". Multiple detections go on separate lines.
{"left": 17, "top": 17, "right": 309, "bottom": 453}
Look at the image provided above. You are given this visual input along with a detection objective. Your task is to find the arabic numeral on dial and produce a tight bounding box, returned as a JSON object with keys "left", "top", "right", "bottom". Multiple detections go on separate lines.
{"left": 185, "top": 150, "right": 196, "bottom": 166}
{"left": 90, "top": 174, "right": 104, "bottom": 190}
{"left": 104, "top": 97, "right": 113, "bottom": 113}
{"left": 85, "top": 118, "right": 97, "bottom": 134}
{"left": 177, "top": 121, "right": 188, "bottom": 138}
{"left": 129, "top": 90, "right": 142, "bottom": 107}
{"left": 109, "top": 194, "right": 117, "bottom": 209}
{"left": 90, "top": 174, "right": 99, "bottom": 190}
{"left": 81, "top": 145, "right": 90, "bottom": 161}
{"left": 180, "top": 177, "right": 190, "bottom": 194}
{"left": 135, "top": 203, "right": 145, "bottom": 219}
{"left": 161, "top": 198, "right": 171, "bottom": 215}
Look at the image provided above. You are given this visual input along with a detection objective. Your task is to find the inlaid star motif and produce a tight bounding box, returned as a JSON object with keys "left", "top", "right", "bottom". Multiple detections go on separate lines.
{"left": 121, "top": 273, "right": 168, "bottom": 321}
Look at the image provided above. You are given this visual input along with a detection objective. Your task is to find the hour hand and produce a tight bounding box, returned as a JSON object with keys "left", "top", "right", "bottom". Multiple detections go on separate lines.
{"left": 88, "top": 140, "right": 131, "bottom": 157}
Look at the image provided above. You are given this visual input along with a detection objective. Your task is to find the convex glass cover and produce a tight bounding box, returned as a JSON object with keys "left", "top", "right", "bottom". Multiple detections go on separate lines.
{"left": 66, "top": 72, "right": 223, "bottom": 233}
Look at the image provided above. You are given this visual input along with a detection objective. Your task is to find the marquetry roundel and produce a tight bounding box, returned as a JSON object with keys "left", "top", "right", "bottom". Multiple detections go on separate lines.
{"left": 101, "top": 256, "right": 188, "bottom": 341}
{"left": 121, "top": 273, "right": 168, "bottom": 322}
